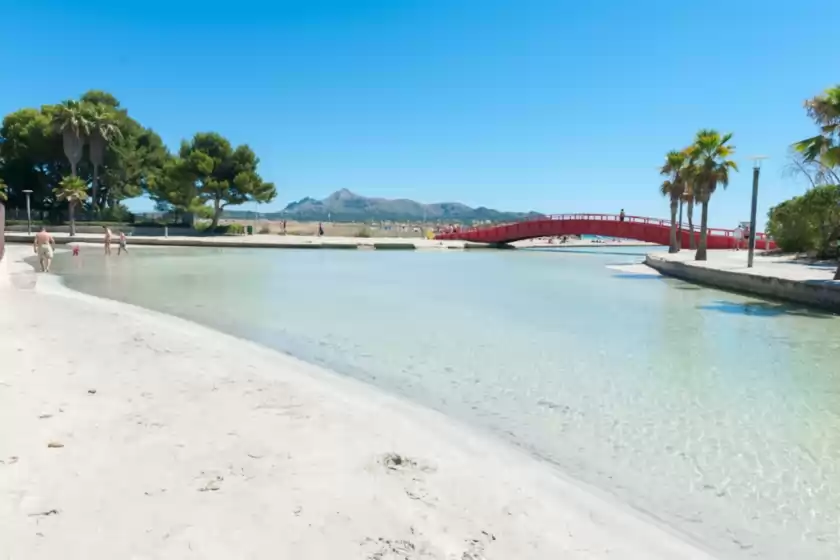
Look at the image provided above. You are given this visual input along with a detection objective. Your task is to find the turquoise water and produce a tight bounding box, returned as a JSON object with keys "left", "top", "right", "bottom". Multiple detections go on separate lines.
{"left": 53, "top": 246, "right": 840, "bottom": 559}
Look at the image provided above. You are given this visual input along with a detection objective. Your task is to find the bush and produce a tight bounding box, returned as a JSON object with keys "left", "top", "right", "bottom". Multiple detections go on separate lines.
{"left": 133, "top": 221, "right": 191, "bottom": 228}
{"left": 767, "top": 184, "right": 840, "bottom": 256}
{"left": 356, "top": 226, "right": 372, "bottom": 238}
{"left": 195, "top": 223, "right": 246, "bottom": 235}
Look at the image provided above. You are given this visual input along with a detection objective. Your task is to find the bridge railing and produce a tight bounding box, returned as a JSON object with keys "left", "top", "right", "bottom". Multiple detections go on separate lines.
{"left": 439, "top": 213, "right": 773, "bottom": 244}
{"left": 539, "top": 213, "right": 771, "bottom": 241}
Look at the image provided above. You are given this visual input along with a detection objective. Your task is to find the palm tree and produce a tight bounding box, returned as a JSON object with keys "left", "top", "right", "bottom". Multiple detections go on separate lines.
{"left": 689, "top": 129, "right": 738, "bottom": 261}
{"left": 87, "top": 104, "right": 123, "bottom": 212}
{"left": 52, "top": 100, "right": 91, "bottom": 178}
{"left": 681, "top": 151, "right": 698, "bottom": 249}
{"left": 659, "top": 150, "right": 686, "bottom": 253}
{"left": 795, "top": 85, "right": 840, "bottom": 170}
{"left": 54, "top": 176, "right": 88, "bottom": 236}
{"left": 0, "top": 178, "right": 7, "bottom": 203}
{"left": 794, "top": 86, "right": 840, "bottom": 279}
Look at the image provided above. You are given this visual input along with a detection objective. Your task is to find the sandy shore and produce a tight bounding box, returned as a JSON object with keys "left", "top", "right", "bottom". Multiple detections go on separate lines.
{"left": 0, "top": 246, "right": 714, "bottom": 559}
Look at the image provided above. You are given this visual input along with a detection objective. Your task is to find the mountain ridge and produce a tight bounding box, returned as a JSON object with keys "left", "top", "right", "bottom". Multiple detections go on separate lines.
{"left": 225, "top": 189, "right": 543, "bottom": 223}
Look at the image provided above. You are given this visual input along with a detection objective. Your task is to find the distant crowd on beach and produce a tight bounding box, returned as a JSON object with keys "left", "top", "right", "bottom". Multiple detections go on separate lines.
{"left": 32, "top": 225, "right": 129, "bottom": 273}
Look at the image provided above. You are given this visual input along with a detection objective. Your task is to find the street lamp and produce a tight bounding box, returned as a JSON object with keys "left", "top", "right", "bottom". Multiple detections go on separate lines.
{"left": 22, "top": 190, "right": 33, "bottom": 235}
{"left": 747, "top": 156, "right": 768, "bottom": 268}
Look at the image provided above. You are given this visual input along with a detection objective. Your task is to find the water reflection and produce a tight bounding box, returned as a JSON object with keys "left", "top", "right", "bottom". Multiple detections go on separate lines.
{"left": 51, "top": 247, "right": 840, "bottom": 560}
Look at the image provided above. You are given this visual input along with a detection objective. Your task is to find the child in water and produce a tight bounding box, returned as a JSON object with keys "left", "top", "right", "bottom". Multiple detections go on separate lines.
{"left": 118, "top": 231, "right": 128, "bottom": 255}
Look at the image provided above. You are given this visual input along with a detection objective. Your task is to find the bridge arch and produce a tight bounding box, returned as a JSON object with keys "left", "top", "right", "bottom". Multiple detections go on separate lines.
{"left": 435, "top": 213, "right": 775, "bottom": 250}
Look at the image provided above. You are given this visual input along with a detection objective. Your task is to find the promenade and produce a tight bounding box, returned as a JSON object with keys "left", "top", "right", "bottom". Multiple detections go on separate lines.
{"left": 646, "top": 251, "right": 840, "bottom": 312}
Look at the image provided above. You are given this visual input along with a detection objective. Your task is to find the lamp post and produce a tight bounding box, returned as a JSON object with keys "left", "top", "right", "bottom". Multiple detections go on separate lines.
{"left": 747, "top": 156, "right": 767, "bottom": 268}
{"left": 22, "top": 189, "right": 33, "bottom": 235}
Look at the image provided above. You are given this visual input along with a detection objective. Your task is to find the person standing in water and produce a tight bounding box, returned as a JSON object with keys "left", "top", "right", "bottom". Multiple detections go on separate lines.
{"left": 117, "top": 230, "right": 128, "bottom": 255}
{"left": 33, "top": 226, "right": 55, "bottom": 273}
{"left": 102, "top": 226, "right": 113, "bottom": 256}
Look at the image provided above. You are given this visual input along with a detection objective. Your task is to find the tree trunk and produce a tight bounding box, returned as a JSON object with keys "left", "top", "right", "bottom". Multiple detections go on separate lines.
{"left": 668, "top": 199, "right": 679, "bottom": 253}
{"left": 70, "top": 161, "right": 77, "bottom": 177}
{"left": 677, "top": 199, "right": 684, "bottom": 249}
{"left": 92, "top": 163, "right": 100, "bottom": 213}
{"left": 69, "top": 201, "right": 77, "bottom": 237}
{"left": 695, "top": 199, "right": 709, "bottom": 261}
{"left": 211, "top": 200, "right": 222, "bottom": 230}
{"left": 834, "top": 262, "right": 840, "bottom": 281}
{"left": 687, "top": 199, "right": 696, "bottom": 249}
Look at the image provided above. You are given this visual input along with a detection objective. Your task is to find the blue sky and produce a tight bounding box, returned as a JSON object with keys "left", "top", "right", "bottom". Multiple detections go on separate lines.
{"left": 1, "top": 0, "right": 837, "bottom": 225}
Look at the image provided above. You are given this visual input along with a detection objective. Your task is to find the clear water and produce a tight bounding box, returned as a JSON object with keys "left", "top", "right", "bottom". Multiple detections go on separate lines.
{"left": 52, "top": 246, "right": 840, "bottom": 559}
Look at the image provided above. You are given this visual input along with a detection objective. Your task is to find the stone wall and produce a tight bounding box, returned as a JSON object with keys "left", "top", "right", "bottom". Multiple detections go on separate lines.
{"left": 645, "top": 254, "right": 840, "bottom": 313}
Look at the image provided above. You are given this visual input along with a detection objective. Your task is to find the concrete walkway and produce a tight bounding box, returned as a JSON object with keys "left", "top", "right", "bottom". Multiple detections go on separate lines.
{"left": 646, "top": 250, "right": 840, "bottom": 311}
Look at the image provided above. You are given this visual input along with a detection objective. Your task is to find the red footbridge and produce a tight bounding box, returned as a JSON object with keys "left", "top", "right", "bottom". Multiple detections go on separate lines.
{"left": 435, "top": 213, "right": 776, "bottom": 250}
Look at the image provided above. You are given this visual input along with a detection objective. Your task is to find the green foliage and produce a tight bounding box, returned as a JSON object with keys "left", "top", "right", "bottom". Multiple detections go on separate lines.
{"left": 52, "top": 100, "right": 91, "bottom": 175}
{"left": 684, "top": 129, "right": 737, "bottom": 260}
{"left": 97, "top": 203, "right": 134, "bottom": 223}
{"left": 0, "top": 90, "right": 169, "bottom": 216}
{"left": 659, "top": 149, "right": 686, "bottom": 200}
{"left": 791, "top": 85, "right": 840, "bottom": 279}
{"left": 54, "top": 175, "right": 88, "bottom": 236}
{"left": 794, "top": 85, "right": 840, "bottom": 182}
{"left": 55, "top": 175, "right": 87, "bottom": 203}
{"left": 194, "top": 222, "right": 245, "bottom": 235}
{"left": 167, "top": 132, "right": 277, "bottom": 228}
{"left": 0, "top": 90, "right": 274, "bottom": 230}
{"left": 686, "top": 129, "right": 738, "bottom": 203}
{"left": 86, "top": 103, "right": 123, "bottom": 210}
{"left": 224, "top": 223, "right": 246, "bottom": 235}
{"left": 192, "top": 205, "right": 215, "bottom": 220}
{"left": 767, "top": 185, "right": 840, "bottom": 257}
{"left": 0, "top": 107, "right": 65, "bottom": 208}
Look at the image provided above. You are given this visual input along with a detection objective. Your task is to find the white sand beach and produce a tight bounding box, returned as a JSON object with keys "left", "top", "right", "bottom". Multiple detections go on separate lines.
{"left": 0, "top": 245, "right": 715, "bottom": 560}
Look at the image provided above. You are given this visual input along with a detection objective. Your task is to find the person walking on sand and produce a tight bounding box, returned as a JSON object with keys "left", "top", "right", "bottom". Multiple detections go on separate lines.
{"left": 33, "top": 226, "right": 55, "bottom": 273}
{"left": 117, "top": 231, "right": 128, "bottom": 255}
{"left": 102, "top": 226, "right": 113, "bottom": 256}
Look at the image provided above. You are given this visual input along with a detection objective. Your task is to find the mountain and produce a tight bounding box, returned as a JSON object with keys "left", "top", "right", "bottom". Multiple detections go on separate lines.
{"left": 225, "top": 189, "right": 543, "bottom": 223}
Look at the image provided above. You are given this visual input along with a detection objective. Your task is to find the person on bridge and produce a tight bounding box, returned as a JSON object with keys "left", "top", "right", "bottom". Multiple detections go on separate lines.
{"left": 619, "top": 209, "right": 626, "bottom": 222}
